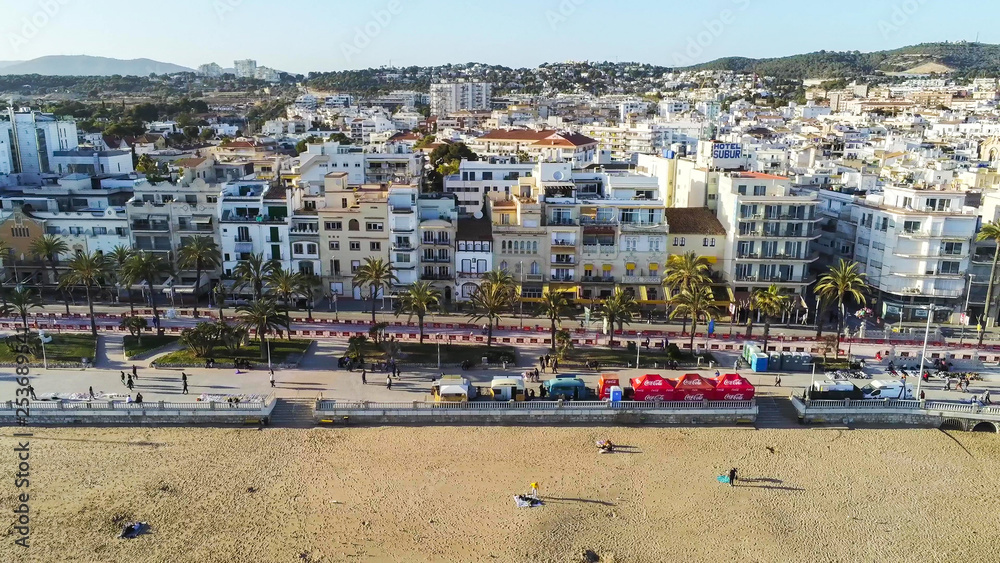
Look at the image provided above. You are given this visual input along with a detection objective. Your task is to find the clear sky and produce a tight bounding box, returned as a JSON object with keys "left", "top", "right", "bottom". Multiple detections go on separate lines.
{"left": 0, "top": 0, "right": 994, "bottom": 72}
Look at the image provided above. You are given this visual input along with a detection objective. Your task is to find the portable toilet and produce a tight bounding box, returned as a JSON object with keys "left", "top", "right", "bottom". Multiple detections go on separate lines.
{"left": 609, "top": 386, "right": 623, "bottom": 402}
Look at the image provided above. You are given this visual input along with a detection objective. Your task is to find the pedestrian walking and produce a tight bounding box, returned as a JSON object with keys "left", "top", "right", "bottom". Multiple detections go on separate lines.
{"left": 121, "top": 371, "right": 127, "bottom": 386}
{"left": 544, "top": 355, "right": 551, "bottom": 368}
{"left": 552, "top": 359, "right": 558, "bottom": 373}
{"left": 269, "top": 371, "right": 276, "bottom": 388}
{"left": 126, "top": 377, "right": 134, "bottom": 391}
{"left": 182, "top": 380, "right": 189, "bottom": 395}
{"left": 182, "top": 372, "right": 188, "bottom": 383}
{"left": 89, "top": 386, "right": 95, "bottom": 400}
{"left": 538, "top": 356, "right": 545, "bottom": 372}
{"left": 361, "top": 370, "right": 367, "bottom": 385}
{"left": 131, "top": 365, "right": 137, "bottom": 378}
{"left": 728, "top": 467, "right": 738, "bottom": 488}
{"left": 774, "top": 376, "right": 782, "bottom": 387}
{"left": 386, "top": 375, "right": 392, "bottom": 390}
{"left": 26, "top": 384, "right": 36, "bottom": 400}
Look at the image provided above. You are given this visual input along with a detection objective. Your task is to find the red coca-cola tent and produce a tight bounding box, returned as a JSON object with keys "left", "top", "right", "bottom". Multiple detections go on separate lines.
{"left": 712, "top": 373, "right": 755, "bottom": 401}
{"left": 597, "top": 374, "right": 620, "bottom": 400}
{"left": 670, "top": 374, "right": 717, "bottom": 401}
{"left": 629, "top": 374, "right": 675, "bottom": 402}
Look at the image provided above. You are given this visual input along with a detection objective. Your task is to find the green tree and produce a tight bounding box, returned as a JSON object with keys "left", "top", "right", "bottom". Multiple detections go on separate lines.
{"left": 107, "top": 245, "right": 135, "bottom": 314}
{"left": 3, "top": 287, "right": 42, "bottom": 331}
{"left": 29, "top": 234, "right": 70, "bottom": 314}
{"left": 180, "top": 322, "right": 219, "bottom": 358}
{"left": 539, "top": 290, "right": 574, "bottom": 352}
{"left": 352, "top": 257, "right": 398, "bottom": 324}
{"left": 815, "top": 259, "right": 868, "bottom": 349}
{"left": 750, "top": 285, "right": 789, "bottom": 353}
{"left": 599, "top": 288, "right": 639, "bottom": 348}
{"left": 266, "top": 267, "right": 304, "bottom": 334}
{"left": 468, "top": 280, "right": 515, "bottom": 348}
{"left": 976, "top": 220, "right": 1000, "bottom": 345}
{"left": 60, "top": 251, "right": 109, "bottom": 337}
{"left": 555, "top": 328, "right": 574, "bottom": 361}
{"left": 663, "top": 252, "right": 713, "bottom": 331}
{"left": 120, "top": 316, "right": 148, "bottom": 345}
{"left": 216, "top": 320, "right": 248, "bottom": 359}
{"left": 327, "top": 132, "right": 352, "bottom": 144}
{"left": 397, "top": 281, "right": 441, "bottom": 343}
{"left": 177, "top": 236, "right": 221, "bottom": 319}
{"left": 426, "top": 142, "right": 479, "bottom": 190}
{"left": 0, "top": 238, "right": 9, "bottom": 305}
{"left": 123, "top": 251, "right": 172, "bottom": 336}
{"left": 346, "top": 335, "right": 368, "bottom": 363}
{"left": 295, "top": 135, "right": 319, "bottom": 155}
{"left": 233, "top": 253, "right": 276, "bottom": 301}
{"left": 236, "top": 298, "right": 289, "bottom": 362}
{"left": 669, "top": 285, "right": 721, "bottom": 352}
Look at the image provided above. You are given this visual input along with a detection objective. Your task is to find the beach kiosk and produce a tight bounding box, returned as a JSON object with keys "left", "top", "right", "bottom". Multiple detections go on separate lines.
{"left": 431, "top": 375, "right": 477, "bottom": 403}
{"left": 670, "top": 374, "right": 717, "bottom": 401}
{"left": 489, "top": 375, "right": 527, "bottom": 401}
{"left": 543, "top": 375, "right": 588, "bottom": 400}
{"left": 711, "top": 373, "right": 755, "bottom": 401}
{"left": 630, "top": 374, "right": 675, "bottom": 402}
{"left": 597, "top": 374, "right": 621, "bottom": 400}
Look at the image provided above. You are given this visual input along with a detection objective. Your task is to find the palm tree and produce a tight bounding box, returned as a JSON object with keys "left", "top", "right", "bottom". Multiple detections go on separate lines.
{"left": 107, "top": 245, "right": 134, "bottom": 314}
{"left": 977, "top": 220, "right": 1000, "bottom": 345}
{"left": 298, "top": 274, "right": 322, "bottom": 321}
{"left": 236, "top": 298, "right": 289, "bottom": 362}
{"left": 815, "top": 259, "right": 868, "bottom": 349}
{"left": 266, "top": 266, "right": 303, "bottom": 332}
{"left": 669, "top": 285, "right": 721, "bottom": 352}
{"left": 214, "top": 282, "right": 228, "bottom": 321}
{"left": 3, "top": 286, "right": 42, "bottom": 331}
{"left": 29, "top": 234, "right": 70, "bottom": 314}
{"left": 233, "top": 253, "right": 276, "bottom": 301}
{"left": 750, "top": 285, "right": 789, "bottom": 353}
{"left": 663, "top": 252, "right": 712, "bottom": 331}
{"left": 599, "top": 288, "right": 639, "bottom": 348}
{"left": 397, "top": 281, "right": 441, "bottom": 343}
{"left": 123, "top": 251, "right": 172, "bottom": 336}
{"left": 352, "top": 257, "right": 398, "bottom": 324}
{"left": 539, "top": 290, "right": 574, "bottom": 352}
{"left": 177, "top": 236, "right": 221, "bottom": 319}
{"left": 60, "top": 251, "right": 109, "bottom": 337}
{"left": 468, "top": 280, "right": 515, "bottom": 348}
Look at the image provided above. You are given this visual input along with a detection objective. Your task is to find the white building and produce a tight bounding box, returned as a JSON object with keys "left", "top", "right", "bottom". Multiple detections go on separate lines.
{"left": 430, "top": 82, "right": 492, "bottom": 116}
{"left": 291, "top": 141, "right": 422, "bottom": 186}
{"left": 0, "top": 108, "right": 78, "bottom": 177}
{"left": 197, "top": 63, "right": 223, "bottom": 77}
{"left": 217, "top": 180, "right": 292, "bottom": 277}
{"left": 234, "top": 59, "right": 258, "bottom": 79}
{"left": 455, "top": 216, "right": 493, "bottom": 301}
{"left": 443, "top": 159, "right": 535, "bottom": 215}
{"left": 51, "top": 150, "right": 134, "bottom": 176}
{"left": 852, "top": 185, "right": 977, "bottom": 323}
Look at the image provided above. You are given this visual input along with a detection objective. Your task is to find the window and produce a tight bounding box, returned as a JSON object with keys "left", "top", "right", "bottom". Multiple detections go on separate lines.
{"left": 500, "top": 261, "right": 508, "bottom": 272}
{"left": 93, "top": 227, "right": 108, "bottom": 235}
{"left": 737, "top": 185, "right": 747, "bottom": 195}
{"left": 396, "top": 254, "right": 411, "bottom": 263}
{"left": 350, "top": 242, "right": 361, "bottom": 251}
{"left": 650, "top": 238, "right": 662, "bottom": 252}
{"left": 624, "top": 237, "right": 638, "bottom": 252}
{"left": 941, "top": 242, "right": 962, "bottom": 255}
{"left": 329, "top": 241, "right": 340, "bottom": 251}
{"left": 753, "top": 185, "right": 766, "bottom": 196}
{"left": 703, "top": 238, "right": 710, "bottom": 247}
{"left": 11, "top": 227, "right": 29, "bottom": 238}
{"left": 903, "top": 220, "right": 921, "bottom": 234}
{"left": 940, "top": 261, "right": 960, "bottom": 275}
{"left": 293, "top": 243, "right": 304, "bottom": 254}
{"left": 206, "top": 195, "right": 218, "bottom": 204}
{"left": 482, "top": 171, "right": 493, "bottom": 181}
{"left": 351, "top": 260, "right": 361, "bottom": 273}
{"left": 349, "top": 219, "right": 359, "bottom": 231}
{"left": 324, "top": 221, "right": 342, "bottom": 231}
{"left": 307, "top": 244, "right": 317, "bottom": 254}
{"left": 370, "top": 242, "right": 381, "bottom": 251}
{"left": 366, "top": 222, "right": 384, "bottom": 232}
{"left": 673, "top": 237, "right": 686, "bottom": 247}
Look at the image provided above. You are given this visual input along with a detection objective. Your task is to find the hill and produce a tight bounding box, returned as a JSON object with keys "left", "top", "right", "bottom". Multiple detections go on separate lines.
{"left": 0, "top": 55, "right": 192, "bottom": 76}
{"left": 683, "top": 42, "right": 1000, "bottom": 79}
{"left": 0, "top": 61, "right": 23, "bottom": 70}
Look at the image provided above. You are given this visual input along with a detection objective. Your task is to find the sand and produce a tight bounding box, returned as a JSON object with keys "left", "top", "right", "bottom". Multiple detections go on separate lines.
{"left": 2, "top": 426, "right": 1000, "bottom": 563}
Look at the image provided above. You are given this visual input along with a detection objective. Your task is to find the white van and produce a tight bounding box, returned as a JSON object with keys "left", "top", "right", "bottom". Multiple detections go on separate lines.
{"left": 861, "top": 380, "right": 914, "bottom": 400}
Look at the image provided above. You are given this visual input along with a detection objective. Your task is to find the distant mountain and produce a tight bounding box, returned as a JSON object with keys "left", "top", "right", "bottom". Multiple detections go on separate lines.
{"left": 0, "top": 55, "right": 193, "bottom": 76}
{"left": 683, "top": 42, "right": 1000, "bottom": 79}
{"left": 0, "top": 61, "right": 23, "bottom": 70}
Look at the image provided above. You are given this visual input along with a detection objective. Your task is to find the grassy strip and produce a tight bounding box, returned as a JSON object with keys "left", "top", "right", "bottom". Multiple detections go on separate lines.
{"left": 0, "top": 334, "right": 97, "bottom": 366}
{"left": 123, "top": 335, "right": 179, "bottom": 359}
{"left": 155, "top": 339, "right": 313, "bottom": 366}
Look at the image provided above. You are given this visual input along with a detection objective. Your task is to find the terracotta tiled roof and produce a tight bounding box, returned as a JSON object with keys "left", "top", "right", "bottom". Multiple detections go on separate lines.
{"left": 478, "top": 129, "right": 556, "bottom": 141}
{"left": 174, "top": 158, "right": 208, "bottom": 168}
{"left": 735, "top": 172, "right": 788, "bottom": 181}
{"left": 664, "top": 208, "right": 726, "bottom": 236}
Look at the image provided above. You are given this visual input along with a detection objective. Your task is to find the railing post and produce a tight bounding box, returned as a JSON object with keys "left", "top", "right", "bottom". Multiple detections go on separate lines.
{"left": 108, "top": 400, "right": 115, "bottom": 410}
{"left": 159, "top": 401, "right": 165, "bottom": 410}
{"left": 210, "top": 401, "right": 216, "bottom": 410}
{"left": 57, "top": 400, "right": 64, "bottom": 410}
{"left": 844, "top": 398, "right": 850, "bottom": 408}
{"left": 557, "top": 399, "right": 564, "bottom": 409}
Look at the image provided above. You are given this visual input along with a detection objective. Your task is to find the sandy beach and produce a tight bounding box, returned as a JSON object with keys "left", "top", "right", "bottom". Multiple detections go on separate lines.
{"left": 3, "top": 426, "right": 1000, "bottom": 562}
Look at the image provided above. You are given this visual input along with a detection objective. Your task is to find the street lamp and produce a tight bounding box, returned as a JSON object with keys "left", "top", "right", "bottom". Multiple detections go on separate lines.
{"left": 915, "top": 305, "right": 938, "bottom": 402}
{"left": 38, "top": 330, "right": 51, "bottom": 370}
{"left": 635, "top": 332, "right": 642, "bottom": 369}
{"left": 959, "top": 274, "right": 975, "bottom": 346}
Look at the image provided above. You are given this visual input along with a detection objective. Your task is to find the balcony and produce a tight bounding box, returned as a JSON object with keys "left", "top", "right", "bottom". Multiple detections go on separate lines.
{"left": 551, "top": 239, "right": 577, "bottom": 248}
{"left": 422, "top": 239, "right": 452, "bottom": 246}
{"left": 221, "top": 211, "right": 286, "bottom": 224}
{"left": 621, "top": 221, "right": 667, "bottom": 232}
{"left": 523, "top": 274, "right": 544, "bottom": 283}
{"left": 549, "top": 275, "right": 576, "bottom": 283}
{"left": 177, "top": 224, "right": 214, "bottom": 233}
{"left": 581, "top": 275, "right": 616, "bottom": 284}
{"left": 582, "top": 245, "right": 616, "bottom": 256}
{"left": 131, "top": 221, "right": 169, "bottom": 232}
{"left": 735, "top": 275, "right": 816, "bottom": 285}
{"left": 737, "top": 252, "right": 820, "bottom": 262}
{"left": 390, "top": 205, "right": 414, "bottom": 214}
{"left": 420, "top": 273, "right": 454, "bottom": 281}
{"left": 881, "top": 285, "right": 963, "bottom": 298}
{"left": 621, "top": 275, "right": 661, "bottom": 284}
{"left": 580, "top": 217, "right": 619, "bottom": 226}
{"left": 289, "top": 227, "right": 319, "bottom": 235}
{"left": 234, "top": 236, "right": 253, "bottom": 243}
{"left": 422, "top": 256, "right": 452, "bottom": 263}
{"left": 551, "top": 256, "right": 577, "bottom": 265}
{"left": 546, "top": 218, "right": 578, "bottom": 227}
{"left": 392, "top": 225, "right": 415, "bottom": 233}
{"left": 267, "top": 236, "right": 282, "bottom": 243}
{"left": 392, "top": 243, "right": 414, "bottom": 251}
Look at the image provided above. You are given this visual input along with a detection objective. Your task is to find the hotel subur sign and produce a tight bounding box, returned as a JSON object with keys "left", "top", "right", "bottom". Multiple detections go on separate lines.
{"left": 712, "top": 143, "right": 742, "bottom": 159}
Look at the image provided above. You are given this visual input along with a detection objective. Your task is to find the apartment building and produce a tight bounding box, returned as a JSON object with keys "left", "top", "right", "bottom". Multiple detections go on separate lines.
{"left": 443, "top": 158, "right": 534, "bottom": 215}
{"left": 0, "top": 108, "right": 78, "bottom": 177}
{"left": 663, "top": 208, "right": 726, "bottom": 266}
{"left": 127, "top": 178, "right": 221, "bottom": 293}
{"left": 430, "top": 82, "right": 492, "bottom": 116}
{"left": 290, "top": 141, "right": 423, "bottom": 187}
{"left": 852, "top": 185, "right": 977, "bottom": 323}
{"left": 417, "top": 193, "right": 459, "bottom": 302}
{"left": 317, "top": 174, "right": 390, "bottom": 299}
{"left": 217, "top": 180, "right": 292, "bottom": 278}
{"left": 489, "top": 193, "right": 547, "bottom": 301}
{"left": 234, "top": 59, "right": 257, "bottom": 79}
{"left": 469, "top": 130, "right": 599, "bottom": 167}
{"left": 716, "top": 172, "right": 821, "bottom": 300}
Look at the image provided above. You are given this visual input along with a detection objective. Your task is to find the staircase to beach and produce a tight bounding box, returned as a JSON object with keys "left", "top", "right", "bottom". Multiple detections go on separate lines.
{"left": 268, "top": 398, "right": 317, "bottom": 428}
{"left": 755, "top": 396, "right": 801, "bottom": 429}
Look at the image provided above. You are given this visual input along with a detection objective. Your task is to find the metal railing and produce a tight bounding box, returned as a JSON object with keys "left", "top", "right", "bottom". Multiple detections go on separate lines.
{"left": 317, "top": 400, "right": 755, "bottom": 411}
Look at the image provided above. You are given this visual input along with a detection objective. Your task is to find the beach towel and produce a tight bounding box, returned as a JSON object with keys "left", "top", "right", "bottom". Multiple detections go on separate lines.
{"left": 119, "top": 522, "right": 149, "bottom": 539}
{"left": 717, "top": 475, "right": 730, "bottom": 484}
{"left": 513, "top": 495, "right": 543, "bottom": 508}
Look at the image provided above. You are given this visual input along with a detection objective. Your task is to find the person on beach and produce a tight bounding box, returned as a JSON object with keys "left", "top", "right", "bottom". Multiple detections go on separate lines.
{"left": 386, "top": 375, "right": 392, "bottom": 390}
{"left": 361, "top": 370, "right": 367, "bottom": 385}
{"left": 89, "top": 386, "right": 95, "bottom": 400}
{"left": 728, "top": 468, "right": 738, "bottom": 487}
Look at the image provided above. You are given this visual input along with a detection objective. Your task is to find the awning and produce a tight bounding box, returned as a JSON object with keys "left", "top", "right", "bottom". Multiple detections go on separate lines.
{"left": 626, "top": 262, "right": 636, "bottom": 269}
{"left": 193, "top": 216, "right": 213, "bottom": 224}
{"left": 649, "top": 263, "right": 659, "bottom": 271}
{"left": 583, "top": 263, "right": 594, "bottom": 270}
{"left": 602, "top": 264, "right": 613, "bottom": 271}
